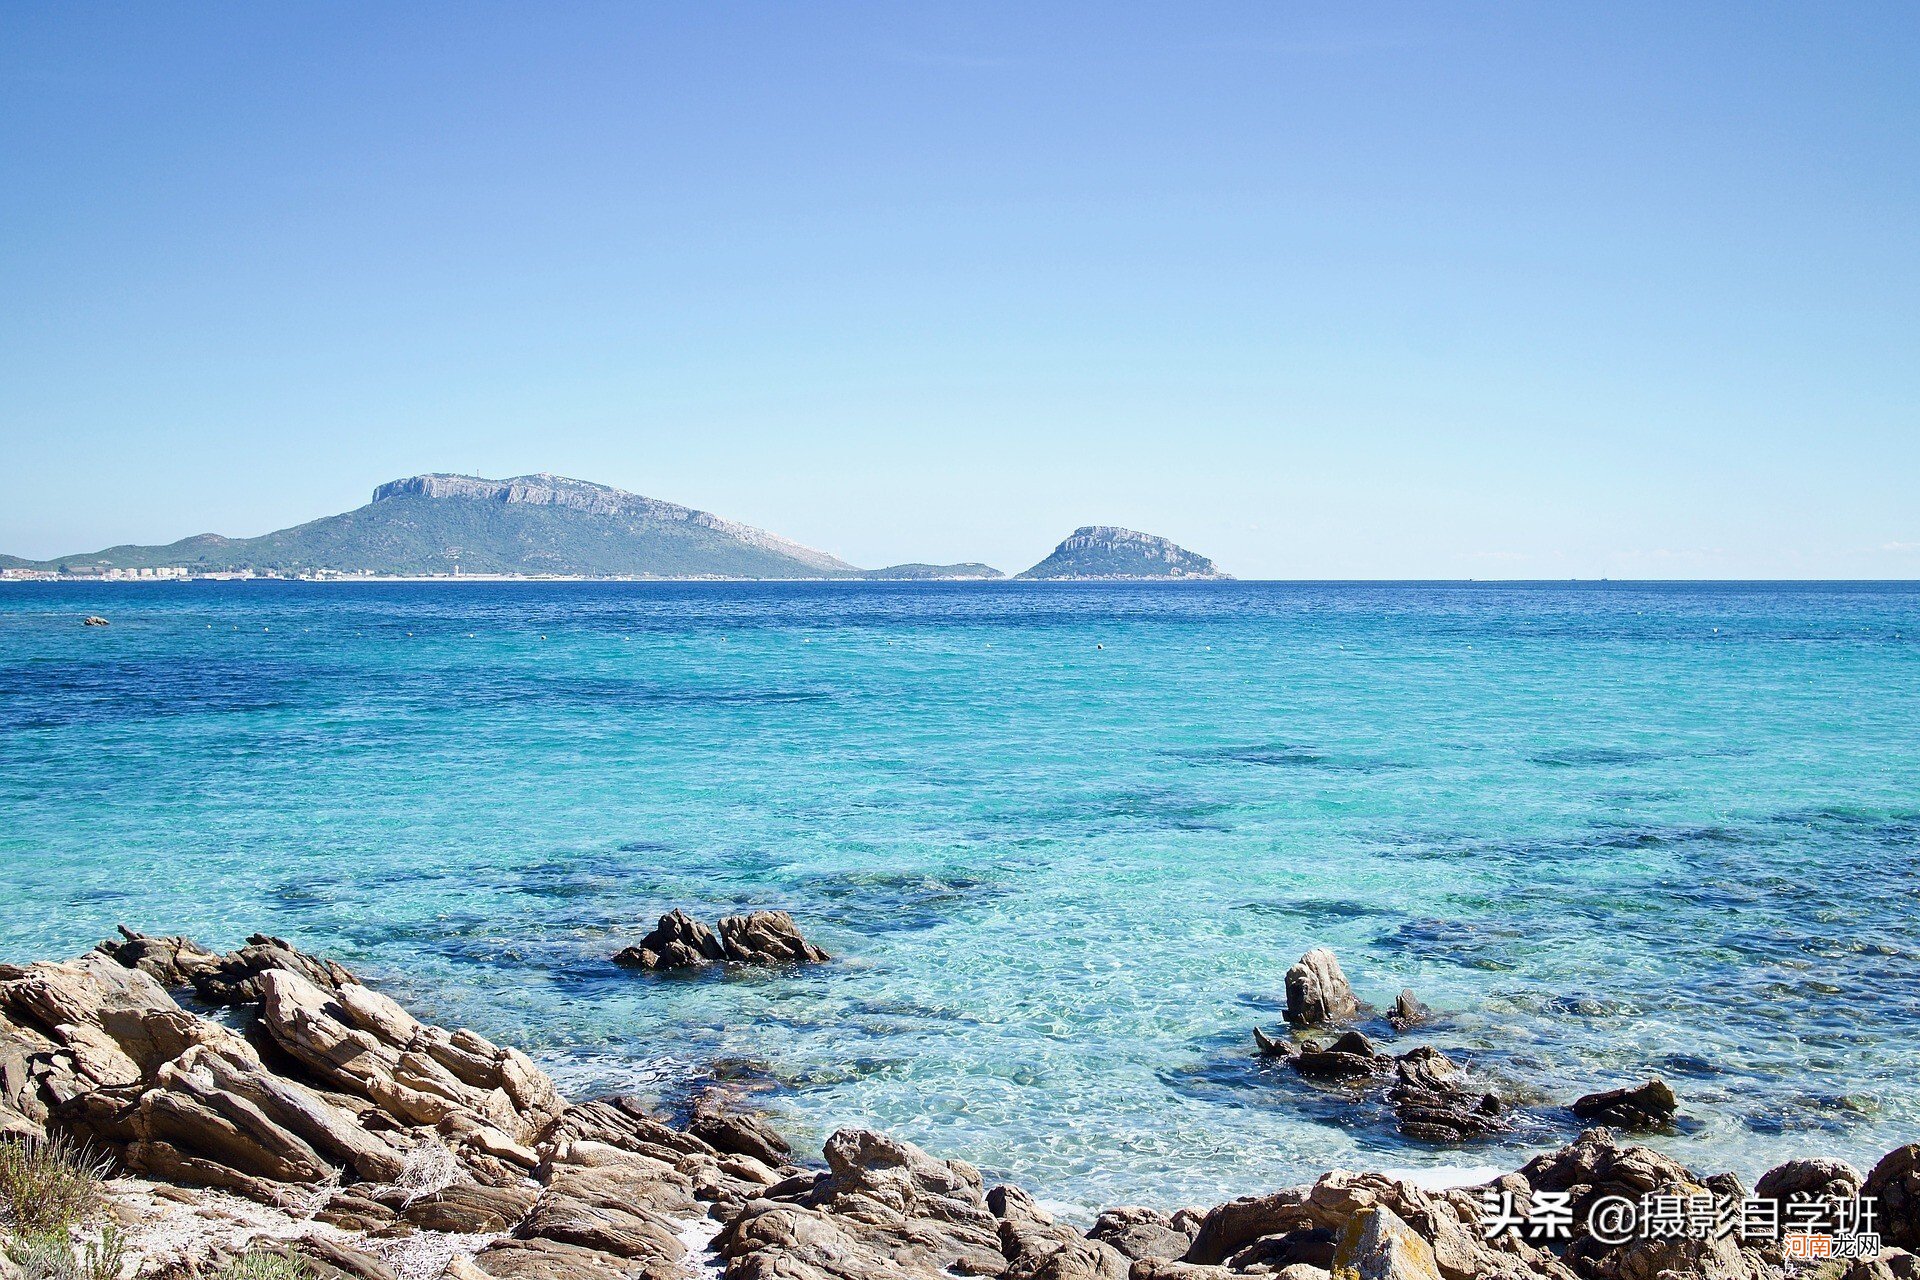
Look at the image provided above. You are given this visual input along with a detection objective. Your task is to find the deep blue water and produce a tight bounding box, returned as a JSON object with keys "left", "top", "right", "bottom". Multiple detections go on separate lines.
{"left": 3, "top": 580, "right": 1918, "bottom": 1211}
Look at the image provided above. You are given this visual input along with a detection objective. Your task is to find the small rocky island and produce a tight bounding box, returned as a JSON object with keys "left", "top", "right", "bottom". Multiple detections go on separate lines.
{"left": 1017, "top": 527, "right": 1228, "bottom": 580}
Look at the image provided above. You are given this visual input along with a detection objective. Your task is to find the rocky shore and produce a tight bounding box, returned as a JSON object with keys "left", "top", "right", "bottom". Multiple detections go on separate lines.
{"left": 3, "top": 930, "right": 1917, "bottom": 1280}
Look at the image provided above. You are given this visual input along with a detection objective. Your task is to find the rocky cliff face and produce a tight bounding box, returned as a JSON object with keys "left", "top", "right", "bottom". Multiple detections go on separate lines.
{"left": 1017, "top": 526, "right": 1227, "bottom": 579}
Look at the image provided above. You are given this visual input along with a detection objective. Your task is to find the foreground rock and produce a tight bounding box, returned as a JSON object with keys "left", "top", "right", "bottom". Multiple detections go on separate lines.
{"left": 613, "top": 909, "right": 831, "bottom": 971}
{"left": 3, "top": 931, "right": 1912, "bottom": 1280}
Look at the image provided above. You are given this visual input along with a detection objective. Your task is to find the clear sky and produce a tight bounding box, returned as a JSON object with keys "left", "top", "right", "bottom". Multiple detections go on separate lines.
{"left": 2, "top": 3, "right": 1915, "bottom": 578}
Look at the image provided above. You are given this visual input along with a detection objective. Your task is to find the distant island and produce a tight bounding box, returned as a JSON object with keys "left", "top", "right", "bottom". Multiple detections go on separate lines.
{"left": 1016, "top": 525, "right": 1228, "bottom": 580}
{"left": 0, "top": 473, "right": 1226, "bottom": 582}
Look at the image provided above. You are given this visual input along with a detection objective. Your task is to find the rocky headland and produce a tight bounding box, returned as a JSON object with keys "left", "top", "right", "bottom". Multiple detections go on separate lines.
{"left": 2, "top": 929, "right": 1915, "bottom": 1280}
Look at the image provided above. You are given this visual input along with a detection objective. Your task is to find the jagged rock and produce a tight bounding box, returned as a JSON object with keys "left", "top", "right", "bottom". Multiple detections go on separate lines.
{"left": 717, "top": 911, "right": 832, "bottom": 966}
{"left": 1226, "top": 1227, "right": 1337, "bottom": 1272}
{"left": 1292, "top": 1031, "right": 1389, "bottom": 1080}
{"left": 1285, "top": 950, "right": 1359, "bottom": 1029}
{"left": 1186, "top": 1190, "right": 1317, "bottom": 1265}
{"left": 614, "top": 909, "right": 830, "bottom": 971}
{"left": 1386, "top": 992, "right": 1430, "bottom": 1034}
{"left": 1514, "top": 1129, "right": 1776, "bottom": 1280}
{"left": 1132, "top": 1264, "right": 1237, "bottom": 1280}
{"left": 82, "top": 616, "right": 110, "bottom": 626}
{"left": 1569, "top": 1079, "right": 1677, "bottom": 1131}
{"left": 1387, "top": 1047, "right": 1507, "bottom": 1143}
{"left": 689, "top": 1103, "right": 792, "bottom": 1169}
{"left": 614, "top": 910, "right": 726, "bottom": 971}
{"left": 190, "top": 934, "right": 359, "bottom": 1006}
{"left": 1331, "top": 1205, "right": 1442, "bottom": 1280}
{"left": 1838, "top": 1249, "right": 1920, "bottom": 1280}
{"left": 1867, "top": 1145, "right": 1920, "bottom": 1251}
{"left": 1086, "top": 1206, "right": 1194, "bottom": 1262}
{"left": 313, "top": 1187, "right": 400, "bottom": 1231}
{"left": 256, "top": 967, "right": 562, "bottom": 1148}
{"left": 93, "top": 928, "right": 223, "bottom": 988}
{"left": 1753, "top": 1156, "right": 1863, "bottom": 1219}
{"left": 716, "top": 1128, "right": 1006, "bottom": 1279}
{"left": 1254, "top": 1026, "right": 1296, "bottom": 1059}
{"left": 992, "top": 1184, "right": 1130, "bottom": 1280}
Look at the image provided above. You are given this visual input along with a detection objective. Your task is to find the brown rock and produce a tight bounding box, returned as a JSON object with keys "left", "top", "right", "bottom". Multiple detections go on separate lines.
{"left": 1387, "top": 1048, "right": 1507, "bottom": 1144}
{"left": 717, "top": 1128, "right": 1007, "bottom": 1280}
{"left": 1569, "top": 1079, "right": 1677, "bottom": 1131}
{"left": 689, "top": 1105, "right": 792, "bottom": 1169}
{"left": 1292, "top": 1032, "right": 1389, "bottom": 1080}
{"left": 467, "top": 1237, "right": 661, "bottom": 1280}
{"left": 993, "top": 1184, "right": 1130, "bottom": 1280}
{"left": 519, "top": 1191, "right": 687, "bottom": 1263}
{"left": 1331, "top": 1206, "right": 1442, "bottom": 1280}
{"left": 93, "top": 928, "right": 222, "bottom": 989}
{"left": 402, "top": 1180, "right": 538, "bottom": 1232}
{"left": 189, "top": 934, "right": 359, "bottom": 1006}
{"left": 295, "top": 1238, "right": 400, "bottom": 1280}
{"left": 1754, "top": 1156, "right": 1863, "bottom": 1221}
{"left": 1185, "top": 1190, "right": 1316, "bottom": 1265}
{"left": 1867, "top": 1145, "right": 1920, "bottom": 1251}
{"left": 1386, "top": 991, "right": 1430, "bottom": 1034}
{"left": 1285, "top": 949, "right": 1360, "bottom": 1029}
{"left": 1087, "top": 1207, "right": 1195, "bottom": 1263}
{"left": 717, "top": 911, "right": 832, "bottom": 966}
{"left": 613, "top": 910, "right": 726, "bottom": 971}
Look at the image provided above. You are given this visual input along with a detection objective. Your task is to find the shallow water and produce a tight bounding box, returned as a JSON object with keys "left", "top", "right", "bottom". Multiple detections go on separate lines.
{"left": 3, "top": 580, "right": 1917, "bottom": 1212}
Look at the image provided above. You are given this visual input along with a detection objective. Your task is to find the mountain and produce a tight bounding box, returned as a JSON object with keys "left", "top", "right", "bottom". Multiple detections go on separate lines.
{"left": 860, "top": 563, "right": 1005, "bottom": 580}
{"left": 15, "top": 474, "right": 859, "bottom": 578}
{"left": 1017, "top": 526, "right": 1228, "bottom": 580}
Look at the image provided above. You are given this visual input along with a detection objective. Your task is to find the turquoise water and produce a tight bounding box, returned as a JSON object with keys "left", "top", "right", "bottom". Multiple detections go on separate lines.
{"left": 3, "top": 581, "right": 1918, "bottom": 1211}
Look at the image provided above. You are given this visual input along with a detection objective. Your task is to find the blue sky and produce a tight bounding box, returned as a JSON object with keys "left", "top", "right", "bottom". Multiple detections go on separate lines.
{"left": 2, "top": 3, "right": 1915, "bottom": 577}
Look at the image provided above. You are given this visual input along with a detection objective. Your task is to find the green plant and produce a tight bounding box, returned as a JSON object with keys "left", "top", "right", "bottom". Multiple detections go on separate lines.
{"left": 5, "top": 1226, "right": 128, "bottom": 1280}
{"left": 0, "top": 1134, "right": 111, "bottom": 1237}
{"left": 211, "top": 1247, "right": 312, "bottom": 1280}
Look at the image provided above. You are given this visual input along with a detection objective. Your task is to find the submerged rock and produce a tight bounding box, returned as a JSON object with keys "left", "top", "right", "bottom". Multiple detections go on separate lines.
{"left": 1386, "top": 1047, "right": 1508, "bottom": 1144}
{"left": 614, "top": 908, "right": 830, "bottom": 970}
{"left": 82, "top": 615, "right": 110, "bottom": 626}
{"left": 1293, "top": 1031, "right": 1390, "bottom": 1080}
{"left": 1569, "top": 1078, "right": 1677, "bottom": 1130}
{"left": 1285, "top": 949, "right": 1360, "bottom": 1028}
{"left": 1261, "top": 1030, "right": 1509, "bottom": 1147}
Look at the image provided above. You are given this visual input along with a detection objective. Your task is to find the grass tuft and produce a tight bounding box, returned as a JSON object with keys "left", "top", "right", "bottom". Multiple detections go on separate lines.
{"left": 5, "top": 1226, "right": 128, "bottom": 1280}
{"left": 0, "top": 1134, "right": 112, "bottom": 1237}
{"left": 212, "top": 1247, "right": 313, "bottom": 1280}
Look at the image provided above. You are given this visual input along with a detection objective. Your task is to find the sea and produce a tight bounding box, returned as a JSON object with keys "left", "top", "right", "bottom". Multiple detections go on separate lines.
{"left": 3, "top": 580, "right": 1917, "bottom": 1213}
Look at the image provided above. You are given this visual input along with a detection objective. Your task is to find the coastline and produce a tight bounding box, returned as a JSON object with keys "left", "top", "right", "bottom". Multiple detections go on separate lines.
{"left": 2, "top": 931, "right": 1912, "bottom": 1280}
